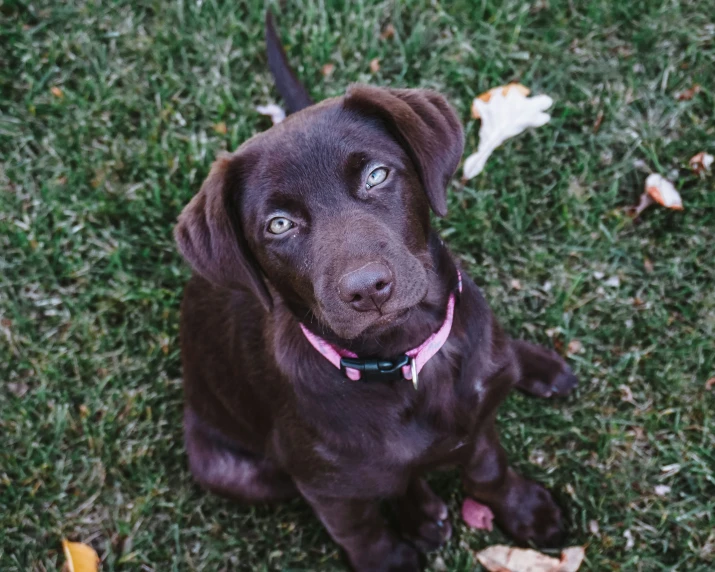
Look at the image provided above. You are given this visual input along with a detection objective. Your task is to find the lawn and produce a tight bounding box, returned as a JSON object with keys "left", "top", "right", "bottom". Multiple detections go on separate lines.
{"left": 1, "top": 0, "right": 713, "bottom": 570}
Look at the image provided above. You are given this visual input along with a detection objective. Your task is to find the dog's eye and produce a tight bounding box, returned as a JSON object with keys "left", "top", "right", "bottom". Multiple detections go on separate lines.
{"left": 366, "top": 167, "right": 388, "bottom": 189}
{"left": 268, "top": 217, "right": 294, "bottom": 235}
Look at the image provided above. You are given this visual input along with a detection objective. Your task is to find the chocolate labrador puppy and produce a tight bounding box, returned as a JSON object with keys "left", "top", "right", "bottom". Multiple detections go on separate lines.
{"left": 174, "top": 12, "right": 577, "bottom": 571}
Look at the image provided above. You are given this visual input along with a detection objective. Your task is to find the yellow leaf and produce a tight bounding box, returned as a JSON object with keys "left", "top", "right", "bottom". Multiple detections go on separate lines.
{"left": 213, "top": 122, "right": 227, "bottom": 135}
{"left": 62, "top": 539, "right": 99, "bottom": 572}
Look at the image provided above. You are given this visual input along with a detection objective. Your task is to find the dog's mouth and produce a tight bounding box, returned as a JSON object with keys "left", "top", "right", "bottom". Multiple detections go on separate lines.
{"left": 363, "top": 307, "right": 412, "bottom": 333}
{"left": 315, "top": 302, "right": 417, "bottom": 341}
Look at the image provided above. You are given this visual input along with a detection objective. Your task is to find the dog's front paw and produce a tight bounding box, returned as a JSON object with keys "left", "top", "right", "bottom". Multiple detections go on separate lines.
{"left": 393, "top": 480, "right": 452, "bottom": 552}
{"left": 549, "top": 368, "right": 579, "bottom": 397}
{"left": 513, "top": 340, "right": 579, "bottom": 399}
{"left": 385, "top": 540, "right": 423, "bottom": 572}
{"left": 398, "top": 500, "right": 452, "bottom": 553}
{"left": 494, "top": 477, "right": 566, "bottom": 548}
{"left": 351, "top": 538, "right": 422, "bottom": 572}
{"left": 520, "top": 367, "right": 579, "bottom": 398}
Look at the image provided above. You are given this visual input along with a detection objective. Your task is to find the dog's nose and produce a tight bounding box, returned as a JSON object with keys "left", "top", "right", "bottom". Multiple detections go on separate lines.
{"left": 338, "top": 262, "right": 393, "bottom": 312}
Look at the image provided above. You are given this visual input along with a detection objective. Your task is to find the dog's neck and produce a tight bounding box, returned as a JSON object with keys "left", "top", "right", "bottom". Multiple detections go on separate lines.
{"left": 299, "top": 232, "right": 459, "bottom": 359}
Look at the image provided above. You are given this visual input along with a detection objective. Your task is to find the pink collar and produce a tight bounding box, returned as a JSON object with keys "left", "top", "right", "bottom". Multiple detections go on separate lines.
{"left": 300, "top": 272, "right": 461, "bottom": 389}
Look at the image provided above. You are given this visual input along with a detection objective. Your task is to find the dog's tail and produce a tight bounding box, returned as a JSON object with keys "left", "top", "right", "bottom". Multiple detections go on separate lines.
{"left": 265, "top": 10, "right": 313, "bottom": 114}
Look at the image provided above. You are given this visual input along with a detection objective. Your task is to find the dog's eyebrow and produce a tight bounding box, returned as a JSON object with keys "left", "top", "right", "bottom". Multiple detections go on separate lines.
{"left": 265, "top": 193, "right": 306, "bottom": 211}
{"left": 344, "top": 151, "right": 370, "bottom": 175}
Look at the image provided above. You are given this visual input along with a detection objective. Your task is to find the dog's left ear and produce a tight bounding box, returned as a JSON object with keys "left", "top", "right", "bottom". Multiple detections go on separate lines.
{"left": 343, "top": 85, "right": 464, "bottom": 217}
{"left": 174, "top": 152, "right": 273, "bottom": 310}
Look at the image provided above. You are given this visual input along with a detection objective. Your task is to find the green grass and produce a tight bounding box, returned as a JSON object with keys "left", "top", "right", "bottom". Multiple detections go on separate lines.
{"left": 1, "top": 0, "right": 714, "bottom": 570}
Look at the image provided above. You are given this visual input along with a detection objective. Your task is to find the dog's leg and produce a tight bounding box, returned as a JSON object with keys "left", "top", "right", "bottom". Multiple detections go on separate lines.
{"left": 512, "top": 340, "right": 578, "bottom": 398}
{"left": 391, "top": 477, "right": 451, "bottom": 552}
{"left": 299, "top": 490, "right": 421, "bottom": 572}
{"left": 184, "top": 407, "right": 297, "bottom": 502}
{"left": 461, "top": 424, "right": 566, "bottom": 547}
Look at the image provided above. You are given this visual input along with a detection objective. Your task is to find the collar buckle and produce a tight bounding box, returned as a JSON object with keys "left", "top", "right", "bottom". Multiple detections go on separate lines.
{"left": 340, "top": 354, "right": 410, "bottom": 382}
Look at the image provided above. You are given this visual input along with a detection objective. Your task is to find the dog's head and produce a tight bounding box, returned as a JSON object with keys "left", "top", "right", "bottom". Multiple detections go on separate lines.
{"left": 175, "top": 86, "right": 463, "bottom": 341}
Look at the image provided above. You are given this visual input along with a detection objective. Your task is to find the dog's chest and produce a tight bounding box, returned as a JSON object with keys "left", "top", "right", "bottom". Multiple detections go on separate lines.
{"left": 316, "top": 355, "right": 473, "bottom": 465}
{"left": 310, "top": 386, "right": 469, "bottom": 497}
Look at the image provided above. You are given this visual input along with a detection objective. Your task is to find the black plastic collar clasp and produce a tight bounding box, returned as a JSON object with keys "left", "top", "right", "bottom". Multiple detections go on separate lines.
{"left": 340, "top": 354, "right": 410, "bottom": 382}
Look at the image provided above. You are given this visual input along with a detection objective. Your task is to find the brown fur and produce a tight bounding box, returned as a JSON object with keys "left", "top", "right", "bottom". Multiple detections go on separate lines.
{"left": 175, "top": 79, "right": 577, "bottom": 571}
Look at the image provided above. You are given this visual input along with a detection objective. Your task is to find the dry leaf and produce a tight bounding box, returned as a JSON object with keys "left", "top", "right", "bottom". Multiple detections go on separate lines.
{"left": 255, "top": 103, "right": 286, "bottom": 125}
{"left": 471, "top": 84, "right": 531, "bottom": 119}
{"left": 674, "top": 84, "right": 701, "bottom": 101}
{"left": 475, "top": 545, "right": 585, "bottom": 572}
{"left": 619, "top": 384, "right": 635, "bottom": 404}
{"left": 8, "top": 382, "right": 29, "bottom": 397}
{"left": 631, "top": 174, "right": 683, "bottom": 217}
{"left": 380, "top": 23, "right": 396, "bottom": 40}
{"left": 62, "top": 539, "right": 99, "bottom": 572}
{"left": 643, "top": 257, "right": 654, "bottom": 273}
{"left": 632, "top": 158, "right": 650, "bottom": 172}
{"left": 623, "top": 529, "right": 635, "bottom": 551}
{"left": 654, "top": 485, "right": 671, "bottom": 497}
{"left": 705, "top": 377, "right": 715, "bottom": 391}
{"left": 464, "top": 87, "right": 552, "bottom": 179}
{"left": 321, "top": 63, "right": 335, "bottom": 77}
{"left": 560, "top": 547, "right": 586, "bottom": 572}
{"left": 510, "top": 279, "right": 522, "bottom": 290}
{"left": 462, "top": 498, "right": 494, "bottom": 531}
{"left": 689, "top": 152, "right": 713, "bottom": 174}
{"left": 532, "top": 0, "right": 550, "bottom": 13}
{"left": 661, "top": 463, "right": 681, "bottom": 476}
{"left": 434, "top": 556, "right": 448, "bottom": 571}
{"left": 567, "top": 339, "right": 583, "bottom": 355}
{"left": 369, "top": 58, "right": 380, "bottom": 74}
{"left": 645, "top": 174, "right": 683, "bottom": 210}
{"left": 592, "top": 109, "right": 604, "bottom": 133}
{"left": 476, "top": 546, "right": 555, "bottom": 572}
{"left": 51, "top": 86, "right": 64, "bottom": 98}
{"left": 213, "top": 122, "right": 227, "bottom": 135}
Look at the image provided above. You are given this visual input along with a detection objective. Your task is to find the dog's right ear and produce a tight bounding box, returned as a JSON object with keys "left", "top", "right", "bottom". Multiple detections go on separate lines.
{"left": 174, "top": 153, "right": 273, "bottom": 310}
{"left": 344, "top": 85, "right": 464, "bottom": 217}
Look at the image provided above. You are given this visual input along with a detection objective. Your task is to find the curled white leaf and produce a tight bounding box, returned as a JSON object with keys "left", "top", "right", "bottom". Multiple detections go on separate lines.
{"left": 463, "top": 89, "right": 553, "bottom": 179}
{"left": 256, "top": 103, "right": 286, "bottom": 125}
{"left": 624, "top": 529, "right": 635, "bottom": 551}
{"left": 471, "top": 83, "right": 530, "bottom": 119}
{"left": 645, "top": 174, "right": 683, "bottom": 210}
{"left": 689, "top": 151, "right": 713, "bottom": 174}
